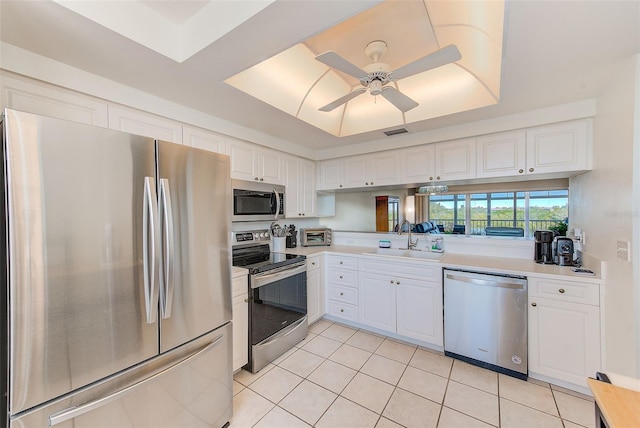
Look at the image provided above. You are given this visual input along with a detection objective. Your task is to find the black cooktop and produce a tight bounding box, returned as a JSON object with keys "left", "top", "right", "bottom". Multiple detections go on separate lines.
{"left": 232, "top": 244, "right": 306, "bottom": 274}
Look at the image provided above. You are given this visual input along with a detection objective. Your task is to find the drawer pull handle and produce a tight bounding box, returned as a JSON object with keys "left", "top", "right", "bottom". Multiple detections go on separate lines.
{"left": 558, "top": 289, "right": 565, "bottom": 294}
{"left": 311, "top": 262, "right": 316, "bottom": 266}
{"left": 339, "top": 261, "right": 343, "bottom": 265}
{"left": 340, "top": 292, "right": 344, "bottom": 296}
{"left": 518, "top": 169, "right": 524, "bottom": 173}
{"left": 244, "top": 298, "right": 249, "bottom": 303}
{"left": 390, "top": 280, "right": 394, "bottom": 284}
{"left": 531, "top": 302, "right": 537, "bottom": 307}
{"left": 339, "top": 275, "right": 343, "bottom": 279}
{"left": 529, "top": 168, "right": 534, "bottom": 172}
{"left": 340, "top": 309, "right": 344, "bottom": 313}
{"left": 396, "top": 281, "right": 400, "bottom": 285}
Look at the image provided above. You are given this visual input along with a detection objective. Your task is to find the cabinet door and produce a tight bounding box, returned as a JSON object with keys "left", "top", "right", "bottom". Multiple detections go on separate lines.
{"left": 108, "top": 105, "right": 182, "bottom": 144}
{"left": 435, "top": 138, "right": 476, "bottom": 181}
{"left": 227, "top": 138, "right": 258, "bottom": 181}
{"left": 284, "top": 157, "right": 301, "bottom": 217}
{"left": 317, "top": 159, "right": 344, "bottom": 190}
{"left": 358, "top": 272, "right": 396, "bottom": 332}
{"left": 1, "top": 74, "right": 108, "bottom": 127}
{"left": 343, "top": 155, "right": 369, "bottom": 188}
{"left": 528, "top": 296, "right": 600, "bottom": 387}
{"left": 232, "top": 293, "right": 249, "bottom": 371}
{"left": 300, "top": 159, "right": 316, "bottom": 216}
{"left": 400, "top": 145, "right": 436, "bottom": 183}
{"left": 369, "top": 152, "right": 401, "bottom": 186}
{"left": 307, "top": 261, "right": 323, "bottom": 324}
{"left": 257, "top": 149, "right": 283, "bottom": 185}
{"left": 526, "top": 120, "right": 590, "bottom": 175}
{"left": 476, "top": 131, "right": 526, "bottom": 178}
{"left": 183, "top": 125, "right": 226, "bottom": 154}
{"left": 397, "top": 279, "right": 443, "bottom": 346}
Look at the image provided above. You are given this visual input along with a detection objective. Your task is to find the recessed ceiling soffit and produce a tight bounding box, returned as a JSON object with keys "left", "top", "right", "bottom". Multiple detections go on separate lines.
{"left": 225, "top": 0, "right": 505, "bottom": 137}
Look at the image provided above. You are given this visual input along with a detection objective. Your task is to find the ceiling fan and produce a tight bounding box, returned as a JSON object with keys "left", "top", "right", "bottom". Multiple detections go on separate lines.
{"left": 315, "top": 40, "right": 461, "bottom": 113}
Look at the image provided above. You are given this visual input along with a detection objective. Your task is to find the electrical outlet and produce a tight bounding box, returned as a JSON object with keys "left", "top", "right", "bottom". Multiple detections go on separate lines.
{"left": 616, "top": 240, "right": 630, "bottom": 261}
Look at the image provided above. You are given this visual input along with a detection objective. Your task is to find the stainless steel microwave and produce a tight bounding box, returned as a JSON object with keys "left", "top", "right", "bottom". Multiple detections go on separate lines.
{"left": 300, "top": 228, "right": 332, "bottom": 246}
{"left": 232, "top": 179, "right": 285, "bottom": 222}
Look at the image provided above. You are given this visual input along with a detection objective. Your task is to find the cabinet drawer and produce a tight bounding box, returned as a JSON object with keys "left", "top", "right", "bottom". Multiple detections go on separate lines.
{"left": 307, "top": 255, "right": 322, "bottom": 272}
{"left": 358, "top": 257, "right": 440, "bottom": 282}
{"left": 328, "top": 284, "right": 358, "bottom": 305}
{"left": 327, "top": 269, "right": 358, "bottom": 287}
{"left": 232, "top": 275, "right": 248, "bottom": 297}
{"left": 327, "top": 300, "right": 358, "bottom": 322}
{"left": 326, "top": 254, "right": 358, "bottom": 270}
{"left": 529, "top": 277, "right": 599, "bottom": 306}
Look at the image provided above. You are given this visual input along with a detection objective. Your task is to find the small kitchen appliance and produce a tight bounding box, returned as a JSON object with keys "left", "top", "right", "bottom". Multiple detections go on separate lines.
{"left": 554, "top": 236, "right": 575, "bottom": 266}
{"left": 534, "top": 230, "right": 555, "bottom": 264}
{"left": 300, "top": 228, "right": 332, "bottom": 246}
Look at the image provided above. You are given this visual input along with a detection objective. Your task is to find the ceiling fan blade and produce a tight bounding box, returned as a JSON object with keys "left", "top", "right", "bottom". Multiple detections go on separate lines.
{"left": 316, "top": 51, "right": 368, "bottom": 79}
{"left": 319, "top": 88, "right": 367, "bottom": 112}
{"left": 391, "top": 44, "right": 462, "bottom": 80}
{"left": 381, "top": 86, "right": 418, "bottom": 112}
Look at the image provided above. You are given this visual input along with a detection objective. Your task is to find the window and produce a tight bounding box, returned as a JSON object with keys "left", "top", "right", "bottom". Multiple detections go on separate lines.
{"left": 427, "top": 189, "right": 568, "bottom": 237}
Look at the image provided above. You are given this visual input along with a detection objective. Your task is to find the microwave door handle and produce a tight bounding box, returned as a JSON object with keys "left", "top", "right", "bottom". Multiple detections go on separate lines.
{"left": 273, "top": 187, "right": 280, "bottom": 219}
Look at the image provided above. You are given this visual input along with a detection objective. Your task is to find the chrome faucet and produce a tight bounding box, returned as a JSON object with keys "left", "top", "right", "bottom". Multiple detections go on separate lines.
{"left": 398, "top": 219, "right": 418, "bottom": 249}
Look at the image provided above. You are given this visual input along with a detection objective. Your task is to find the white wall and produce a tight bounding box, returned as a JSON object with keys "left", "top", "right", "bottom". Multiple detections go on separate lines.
{"left": 570, "top": 55, "right": 639, "bottom": 377}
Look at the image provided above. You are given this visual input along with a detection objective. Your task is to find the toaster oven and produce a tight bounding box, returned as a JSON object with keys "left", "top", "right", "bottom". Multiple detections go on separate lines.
{"left": 300, "top": 228, "right": 332, "bottom": 247}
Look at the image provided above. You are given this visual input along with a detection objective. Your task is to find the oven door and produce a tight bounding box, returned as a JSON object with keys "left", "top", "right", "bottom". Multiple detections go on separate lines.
{"left": 248, "top": 262, "right": 307, "bottom": 372}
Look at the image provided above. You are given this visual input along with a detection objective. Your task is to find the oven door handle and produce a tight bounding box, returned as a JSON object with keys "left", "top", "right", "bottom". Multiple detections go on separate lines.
{"left": 251, "top": 263, "right": 306, "bottom": 289}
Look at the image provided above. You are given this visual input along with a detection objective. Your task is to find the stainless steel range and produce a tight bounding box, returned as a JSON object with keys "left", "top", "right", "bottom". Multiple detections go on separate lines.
{"left": 232, "top": 230, "right": 307, "bottom": 373}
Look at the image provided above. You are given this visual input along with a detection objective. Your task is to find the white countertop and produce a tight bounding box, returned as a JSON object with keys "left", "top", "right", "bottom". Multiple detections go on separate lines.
{"left": 281, "top": 245, "right": 604, "bottom": 284}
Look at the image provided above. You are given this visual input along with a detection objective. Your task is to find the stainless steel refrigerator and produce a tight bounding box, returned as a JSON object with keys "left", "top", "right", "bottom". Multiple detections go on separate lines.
{"left": 1, "top": 109, "right": 233, "bottom": 427}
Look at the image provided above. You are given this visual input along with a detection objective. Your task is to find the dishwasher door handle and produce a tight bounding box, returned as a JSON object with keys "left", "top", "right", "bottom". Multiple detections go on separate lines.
{"left": 445, "top": 273, "right": 526, "bottom": 290}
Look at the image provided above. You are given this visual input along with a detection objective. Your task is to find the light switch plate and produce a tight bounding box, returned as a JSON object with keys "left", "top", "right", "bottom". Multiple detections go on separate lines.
{"left": 616, "top": 240, "right": 630, "bottom": 261}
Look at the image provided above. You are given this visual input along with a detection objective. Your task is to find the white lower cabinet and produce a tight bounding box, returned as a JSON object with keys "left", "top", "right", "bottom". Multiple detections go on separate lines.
{"left": 306, "top": 254, "right": 323, "bottom": 324}
{"left": 231, "top": 270, "right": 248, "bottom": 372}
{"left": 358, "top": 256, "right": 443, "bottom": 347}
{"left": 528, "top": 277, "right": 600, "bottom": 389}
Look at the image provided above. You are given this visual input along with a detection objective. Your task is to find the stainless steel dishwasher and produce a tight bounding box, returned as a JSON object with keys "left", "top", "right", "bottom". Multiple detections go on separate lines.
{"left": 443, "top": 269, "right": 528, "bottom": 379}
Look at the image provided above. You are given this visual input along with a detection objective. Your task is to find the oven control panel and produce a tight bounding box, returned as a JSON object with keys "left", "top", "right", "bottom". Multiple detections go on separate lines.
{"left": 232, "top": 229, "right": 271, "bottom": 246}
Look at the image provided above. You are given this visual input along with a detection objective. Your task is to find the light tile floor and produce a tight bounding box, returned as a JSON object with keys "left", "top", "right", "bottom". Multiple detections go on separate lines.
{"left": 231, "top": 319, "right": 595, "bottom": 428}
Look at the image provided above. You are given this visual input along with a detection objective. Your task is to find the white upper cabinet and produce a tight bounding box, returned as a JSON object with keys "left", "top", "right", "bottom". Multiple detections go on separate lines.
{"left": 476, "top": 131, "right": 526, "bottom": 178}
{"left": 284, "top": 156, "right": 316, "bottom": 218}
{"left": 317, "top": 158, "right": 345, "bottom": 190}
{"left": 368, "top": 151, "right": 401, "bottom": 186}
{"left": 183, "top": 125, "right": 226, "bottom": 154}
{"left": 108, "top": 105, "right": 183, "bottom": 144}
{"left": 526, "top": 120, "right": 591, "bottom": 175}
{"left": 227, "top": 137, "right": 284, "bottom": 184}
{"left": 434, "top": 138, "right": 476, "bottom": 181}
{"left": 1, "top": 73, "right": 108, "bottom": 127}
{"left": 400, "top": 145, "right": 436, "bottom": 183}
{"left": 319, "top": 152, "right": 400, "bottom": 190}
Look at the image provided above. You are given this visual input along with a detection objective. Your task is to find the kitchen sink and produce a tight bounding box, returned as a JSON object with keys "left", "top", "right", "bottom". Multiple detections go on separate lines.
{"left": 362, "top": 248, "right": 444, "bottom": 261}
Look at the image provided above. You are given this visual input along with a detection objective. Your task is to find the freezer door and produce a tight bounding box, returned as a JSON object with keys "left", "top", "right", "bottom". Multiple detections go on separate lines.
{"left": 156, "top": 141, "right": 232, "bottom": 352}
{"left": 3, "top": 110, "right": 159, "bottom": 415}
{"left": 10, "top": 325, "right": 232, "bottom": 428}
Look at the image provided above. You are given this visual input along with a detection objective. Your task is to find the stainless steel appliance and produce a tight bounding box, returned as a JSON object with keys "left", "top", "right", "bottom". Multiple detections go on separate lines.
{"left": 554, "top": 236, "right": 575, "bottom": 266}
{"left": 232, "top": 230, "right": 307, "bottom": 373}
{"left": 300, "top": 227, "right": 332, "bottom": 246}
{"left": 534, "top": 230, "right": 556, "bottom": 264}
{"left": 444, "top": 269, "right": 528, "bottom": 380}
{"left": 232, "top": 179, "right": 284, "bottom": 222}
{"left": 1, "top": 110, "right": 233, "bottom": 427}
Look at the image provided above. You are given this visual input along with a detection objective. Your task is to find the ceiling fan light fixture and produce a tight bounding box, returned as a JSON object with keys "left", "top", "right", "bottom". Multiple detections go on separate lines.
{"left": 369, "top": 79, "right": 383, "bottom": 96}
{"left": 418, "top": 185, "right": 449, "bottom": 195}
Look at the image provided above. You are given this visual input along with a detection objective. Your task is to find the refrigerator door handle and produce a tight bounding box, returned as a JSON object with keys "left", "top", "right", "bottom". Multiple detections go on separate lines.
{"left": 143, "top": 177, "right": 160, "bottom": 324}
{"left": 159, "top": 178, "right": 175, "bottom": 319}
{"left": 48, "top": 334, "right": 225, "bottom": 426}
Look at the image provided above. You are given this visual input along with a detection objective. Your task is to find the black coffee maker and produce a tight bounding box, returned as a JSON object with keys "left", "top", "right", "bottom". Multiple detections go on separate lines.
{"left": 534, "top": 230, "right": 556, "bottom": 264}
